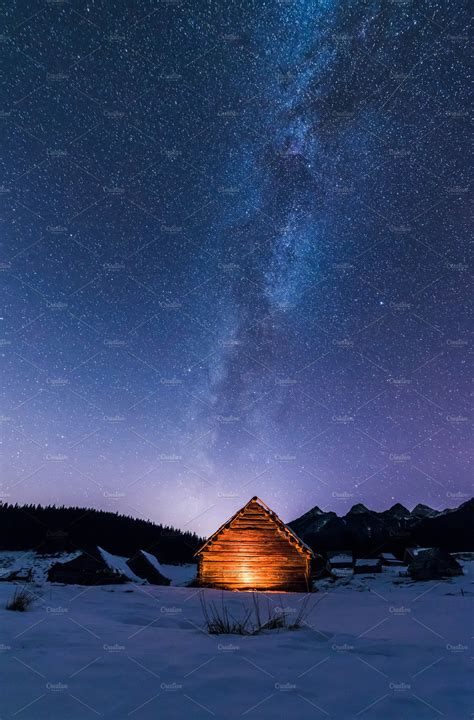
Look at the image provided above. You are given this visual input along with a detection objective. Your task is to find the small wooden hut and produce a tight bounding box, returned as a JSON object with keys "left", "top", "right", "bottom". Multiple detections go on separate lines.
{"left": 47, "top": 547, "right": 128, "bottom": 585}
{"left": 195, "top": 497, "right": 314, "bottom": 592}
{"left": 407, "top": 548, "right": 463, "bottom": 581}
{"left": 354, "top": 558, "right": 382, "bottom": 574}
{"left": 327, "top": 551, "right": 353, "bottom": 566}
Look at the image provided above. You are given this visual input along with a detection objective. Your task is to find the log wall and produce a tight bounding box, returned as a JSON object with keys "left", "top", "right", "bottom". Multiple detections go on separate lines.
{"left": 197, "top": 500, "right": 310, "bottom": 591}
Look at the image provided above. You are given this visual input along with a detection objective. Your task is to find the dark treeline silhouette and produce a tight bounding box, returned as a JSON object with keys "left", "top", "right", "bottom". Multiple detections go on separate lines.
{"left": 0, "top": 503, "right": 203, "bottom": 564}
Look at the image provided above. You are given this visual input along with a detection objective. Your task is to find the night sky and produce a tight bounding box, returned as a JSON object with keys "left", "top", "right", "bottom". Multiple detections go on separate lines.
{"left": 2, "top": 1, "right": 471, "bottom": 535}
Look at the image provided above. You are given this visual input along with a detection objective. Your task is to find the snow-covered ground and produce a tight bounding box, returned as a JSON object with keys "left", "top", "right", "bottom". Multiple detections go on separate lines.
{"left": 0, "top": 561, "right": 472, "bottom": 719}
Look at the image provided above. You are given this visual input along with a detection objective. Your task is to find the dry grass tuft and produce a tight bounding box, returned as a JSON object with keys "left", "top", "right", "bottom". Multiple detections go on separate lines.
{"left": 6, "top": 587, "right": 36, "bottom": 612}
{"left": 200, "top": 591, "right": 315, "bottom": 635}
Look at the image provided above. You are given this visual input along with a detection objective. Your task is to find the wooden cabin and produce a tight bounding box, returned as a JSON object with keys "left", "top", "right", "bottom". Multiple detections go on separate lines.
{"left": 327, "top": 551, "right": 353, "bottom": 567}
{"left": 327, "top": 551, "right": 353, "bottom": 569}
{"left": 47, "top": 547, "right": 128, "bottom": 585}
{"left": 195, "top": 497, "right": 314, "bottom": 592}
{"left": 326, "top": 551, "right": 354, "bottom": 577}
{"left": 407, "top": 548, "right": 463, "bottom": 581}
{"left": 354, "top": 558, "right": 382, "bottom": 574}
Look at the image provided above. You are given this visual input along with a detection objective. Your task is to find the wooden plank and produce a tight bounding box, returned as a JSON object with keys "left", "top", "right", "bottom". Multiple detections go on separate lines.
{"left": 197, "top": 498, "right": 312, "bottom": 591}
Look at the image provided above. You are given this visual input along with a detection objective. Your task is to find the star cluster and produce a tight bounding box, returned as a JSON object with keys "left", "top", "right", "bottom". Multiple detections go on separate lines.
{"left": 2, "top": 0, "right": 471, "bottom": 534}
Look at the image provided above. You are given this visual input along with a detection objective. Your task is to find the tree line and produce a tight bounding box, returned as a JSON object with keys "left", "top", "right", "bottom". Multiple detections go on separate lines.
{"left": 0, "top": 503, "right": 203, "bottom": 564}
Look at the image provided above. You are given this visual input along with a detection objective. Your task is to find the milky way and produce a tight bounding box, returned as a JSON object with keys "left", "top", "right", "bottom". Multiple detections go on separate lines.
{"left": 2, "top": 1, "right": 471, "bottom": 534}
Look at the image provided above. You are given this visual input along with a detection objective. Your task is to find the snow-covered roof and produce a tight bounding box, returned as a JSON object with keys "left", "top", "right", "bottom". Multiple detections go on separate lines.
{"left": 329, "top": 554, "right": 353, "bottom": 563}
{"left": 331, "top": 567, "right": 354, "bottom": 576}
{"left": 97, "top": 547, "right": 142, "bottom": 583}
{"left": 406, "top": 547, "right": 431, "bottom": 557}
{"left": 451, "top": 551, "right": 474, "bottom": 561}
{"left": 139, "top": 550, "right": 167, "bottom": 576}
{"left": 355, "top": 558, "right": 381, "bottom": 566}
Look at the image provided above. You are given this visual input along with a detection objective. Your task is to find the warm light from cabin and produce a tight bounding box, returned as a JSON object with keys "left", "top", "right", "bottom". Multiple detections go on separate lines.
{"left": 238, "top": 562, "right": 256, "bottom": 588}
{"left": 235, "top": 545, "right": 256, "bottom": 588}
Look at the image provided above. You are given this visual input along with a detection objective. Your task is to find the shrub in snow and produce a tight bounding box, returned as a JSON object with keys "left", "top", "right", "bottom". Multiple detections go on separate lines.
{"left": 200, "top": 591, "right": 315, "bottom": 635}
{"left": 6, "top": 587, "right": 35, "bottom": 612}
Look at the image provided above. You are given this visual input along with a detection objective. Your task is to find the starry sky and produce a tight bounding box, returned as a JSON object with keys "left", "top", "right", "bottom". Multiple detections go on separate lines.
{"left": 2, "top": 0, "right": 471, "bottom": 535}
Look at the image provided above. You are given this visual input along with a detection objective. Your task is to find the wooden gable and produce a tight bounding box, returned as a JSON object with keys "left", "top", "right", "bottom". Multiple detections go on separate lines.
{"left": 196, "top": 497, "right": 313, "bottom": 592}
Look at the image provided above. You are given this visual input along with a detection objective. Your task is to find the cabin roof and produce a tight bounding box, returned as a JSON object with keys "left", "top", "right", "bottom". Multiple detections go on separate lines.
{"left": 405, "top": 547, "right": 431, "bottom": 557}
{"left": 137, "top": 549, "right": 169, "bottom": 577}
{"left": 328, "top": 553, "right": 352, "bottom": 562}
{"left": 195, "top": 496, "right": 314, "bottom": 558}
